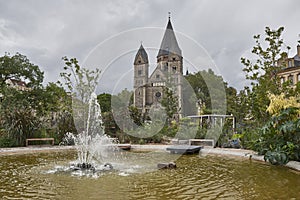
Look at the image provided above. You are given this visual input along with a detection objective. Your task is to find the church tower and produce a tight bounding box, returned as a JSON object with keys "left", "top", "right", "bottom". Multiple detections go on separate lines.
{"left": 133, "top": 15, "right": 183, "bottom": 118}
{"left": 133, "top": 44, "right": 149, "bottom": 111}
{"left": 156, "top": 16, "right": 183, "bottom": 118}
{"left": 157, "top": 16, "right": 183, "bottom": 74}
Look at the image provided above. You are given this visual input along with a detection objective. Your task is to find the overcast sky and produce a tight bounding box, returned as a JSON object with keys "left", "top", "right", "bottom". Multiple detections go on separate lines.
{"left": 0, "top": 0, "right": 299, "bottom": 94}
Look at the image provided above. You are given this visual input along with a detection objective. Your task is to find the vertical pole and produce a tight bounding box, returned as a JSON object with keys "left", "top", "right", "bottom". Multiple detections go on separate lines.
{"left": 200, "top": 116, "right": 203, "bottom": 128}
{"left": 220, "top": 117, "right": 223, "bottom": 128}
{"left": 232, "top": 116, "right": 235, "bottom": 133}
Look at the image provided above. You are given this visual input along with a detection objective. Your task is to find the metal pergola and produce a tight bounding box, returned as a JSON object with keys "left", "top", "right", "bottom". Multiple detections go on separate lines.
{"left": 187, "top": 114, "right": 235, "bottom": 130}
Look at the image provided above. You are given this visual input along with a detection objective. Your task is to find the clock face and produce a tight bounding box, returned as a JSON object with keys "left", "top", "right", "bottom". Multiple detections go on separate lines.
{"left": 155, "top": 92, "right": 161, "bottom": 98}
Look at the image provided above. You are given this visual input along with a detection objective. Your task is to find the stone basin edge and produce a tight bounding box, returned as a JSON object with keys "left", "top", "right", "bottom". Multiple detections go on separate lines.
{"left": 0, "top": 145, "right": 299, "bottom": 172}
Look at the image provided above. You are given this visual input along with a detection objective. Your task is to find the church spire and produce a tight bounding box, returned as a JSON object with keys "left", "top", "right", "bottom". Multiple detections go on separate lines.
{"left": 134, "top": 43, "right": 148, "bottom": 65}
{"left": 157, "top": 14, "right": 181, "bottom": 57}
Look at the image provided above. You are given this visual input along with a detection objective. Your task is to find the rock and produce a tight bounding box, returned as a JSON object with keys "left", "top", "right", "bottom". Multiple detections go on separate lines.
{"left": 103, "top": 163, "right": 113, "bottom": 170}
{"left": 73, "top": 163, "right": 95, "bottom": 171}
{"left": 157, "top": 162, "right": 177, "bottom": 169}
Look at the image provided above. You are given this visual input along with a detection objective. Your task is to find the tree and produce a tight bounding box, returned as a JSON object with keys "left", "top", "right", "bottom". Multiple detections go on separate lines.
{"left": 41, "top": 83, "right": 77, "bottom": 140}
{"left": 60, "top": 56, "right": 101, "bottom": 134}
{"left": 266, "top": 93, "right": 299, "bottom": 116}
{"left": 241, "top": 26, "right": 288, "bottom": 123}
{"left": 185, "top": 69, "right": 227, "bottom": 114}
{"left": 161, "top": 87, "right": 179, "bottom": 123}
{"left": 0, "top": 52, "right": 44, "bottom": 89}
{"left": 0, "top": 86, "right": 42, "bottom": 146}
{"left": 97, "top": 93, "right": 112, "bottom": 113}
{"left": 0, "top": 53, "right": 45, "bottom": 146}
{"left": 60, "top": 56, "right": 100, "bottom": 103}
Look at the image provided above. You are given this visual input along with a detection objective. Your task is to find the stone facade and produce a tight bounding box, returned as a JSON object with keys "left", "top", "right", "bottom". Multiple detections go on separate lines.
{"left": 278, "top": 45, "right": 300, "bottom": 86}
{"left": 133, "top": 18, "right": 183, "bottom": 118}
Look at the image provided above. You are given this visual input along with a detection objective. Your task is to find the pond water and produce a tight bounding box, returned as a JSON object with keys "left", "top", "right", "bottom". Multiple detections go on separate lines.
{"left": 0, "top": 150, "right": 299, "bottom": 200}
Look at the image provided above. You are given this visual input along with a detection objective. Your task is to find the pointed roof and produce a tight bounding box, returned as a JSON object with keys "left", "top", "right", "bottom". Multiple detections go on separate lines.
{"left": 157, "top": 18, "right": 182, "bottom": 57}
{"left": 134, "top": 44, "right": 148, "bottom": 64}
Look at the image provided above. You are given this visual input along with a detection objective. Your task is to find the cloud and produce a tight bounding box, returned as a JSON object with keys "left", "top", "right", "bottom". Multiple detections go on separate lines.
{"left": 0, "top": 0, "right": 299, "bottom": 92}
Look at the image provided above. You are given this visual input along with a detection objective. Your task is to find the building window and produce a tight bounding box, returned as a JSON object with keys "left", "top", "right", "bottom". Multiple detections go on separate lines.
{"left": 288, "top": 75, "right": 294, "bottom": 85}
{"left": 172, "top": 66, "right": 177, "bottom": 71}
{"left": 155, "top": 92, "right": 161, "bottom": 98}
{"left": 173, "top": 57, "right": 176, "bottom": 61}
{"left": 138, "top": 70, "right": 142, "bottom": 75}
{"left": 156, "top": 74, "right": 160, "bottom": 79}
{"left": 297, "top": 74, "right": 300, "bottom": 82}
{"left": 288, "top": 60, "right": 293, "bottom": 67}
{"left": 164, "top": 63, "right": 168, "bottom": 71}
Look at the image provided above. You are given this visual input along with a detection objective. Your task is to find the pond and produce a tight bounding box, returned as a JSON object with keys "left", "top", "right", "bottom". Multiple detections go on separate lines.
{"left": 0, "top": 150, "right": 299, "bottom": 200}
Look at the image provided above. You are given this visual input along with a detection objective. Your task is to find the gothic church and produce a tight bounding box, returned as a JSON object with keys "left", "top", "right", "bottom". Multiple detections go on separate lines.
{"left": 133, "top": 17, "right": 184, "bottom": 119}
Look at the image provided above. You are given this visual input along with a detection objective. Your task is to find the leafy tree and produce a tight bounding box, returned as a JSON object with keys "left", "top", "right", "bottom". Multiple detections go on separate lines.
{"left": 0, "top": 52, "right": 44, "bottom": 89}
{"left": 60, "top": 56, "right": 101, "bottom": 134}
{"left": 0, "top": 52, "right": 45, "bottom": 146}
{"left": 161, "top": 87, "right": 179, "bottom": 123}
{"left": 0, "top": 85, "right": 41, "bottom": 146}
{"left": 241, "top": 26, "right": 288, "bottom": 124}
{"left": 97, "top": 93, "right": 112, "bottom": 113}
{"left": 266, "top": 93, "right": 299, "bottom": 116}
{"left": 185, "top": 69, "right": 227, "bottom": 114}
{"left": 247, "top": 93, "right": 300, "bottom": 164}
{"left": 97, "top": 93, "right": 121, "bottom": 137}
{"left": 42, "top": 83, "right": 77, "bottom": 140}
{"left": 60, "top": 56, "right": 100, "bottom": 103}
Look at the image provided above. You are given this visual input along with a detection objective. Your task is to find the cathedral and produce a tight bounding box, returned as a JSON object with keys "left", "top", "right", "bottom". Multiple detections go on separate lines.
{"left": 133, "top": 17, "right": 184, "bottom": 119}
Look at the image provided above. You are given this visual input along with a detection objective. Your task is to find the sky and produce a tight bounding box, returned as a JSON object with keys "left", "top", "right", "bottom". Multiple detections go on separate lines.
{"left": 0, "top": 0, "right": 299, "bottom": 94}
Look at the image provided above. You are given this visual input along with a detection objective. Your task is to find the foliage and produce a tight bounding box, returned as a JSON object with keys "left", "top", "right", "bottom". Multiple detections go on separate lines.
{"left": 0, "top": 81, "right": 76, "bottom": 146}
{"left": 253, "top": 107, "right": 300, "bottom": 164}
{"left": 0, "top": 97, "right": 42, "bottom": 146}
{"left": 96, "top": 93, "right": 119, "bottom": 137}
{"left": 161, "top": 87, "right": 178, "bottom": 121}
{"left": 0, "top": 134, "right": 17, "bottom": 147}
{"left": 101, "top": 111, "right": 118, "bottom": 137}
{"left": 264, "top": 148, "right": 289, "bottom": 165}
{"left": 241, "top": 26, "right": 288, "bottom": 124}
{"left": 97, "top": 93, "right": 112, "bottom": 113}
{"left": 129, "top": 106, "right": 143, "bottom": 126}
{"left": 60, "top": 56, "right": 101, "bottom": 134}
{"left": 60, "top": 56, "right": 101, "bottom": 103}
{"left": 0, "top": 53, "right": 46, "bottom": 145}
{"left": 176, "top": 118, "right": 197, "bottom": 140}
{"left": 266, "top": 93, "right": 300, "bottom": 116}
{"left": 0, "top": 54, "right": 99, "bottom": 146}
{"left": 185, "top": 69, "right": 228, "bottom": 114}
{"left": 0, "top": 52, "right": 44, "bottom": 89}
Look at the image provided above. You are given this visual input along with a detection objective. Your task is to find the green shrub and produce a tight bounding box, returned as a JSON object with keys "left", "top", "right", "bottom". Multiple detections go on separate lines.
{"left": 264, "top": 148, "right": 289, "bottom": 165}
{"left": 254, "top": 107, "right": 300, "bottom": 164}
{"left": 0, "top": 136, "right": 17, "bottom": 147}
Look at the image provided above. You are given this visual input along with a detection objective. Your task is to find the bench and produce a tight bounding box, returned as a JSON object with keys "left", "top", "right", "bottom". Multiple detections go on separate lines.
{"left": 26, "top": 138, "right": 55, "bottom": 146}
{"left": 188, "top": 139, "right": 215, "bottom": 147}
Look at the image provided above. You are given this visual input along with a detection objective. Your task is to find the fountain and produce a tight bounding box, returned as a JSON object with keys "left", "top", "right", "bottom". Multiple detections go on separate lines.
{"left": 62, "top": 92, "right": 118, "bottom": 173}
